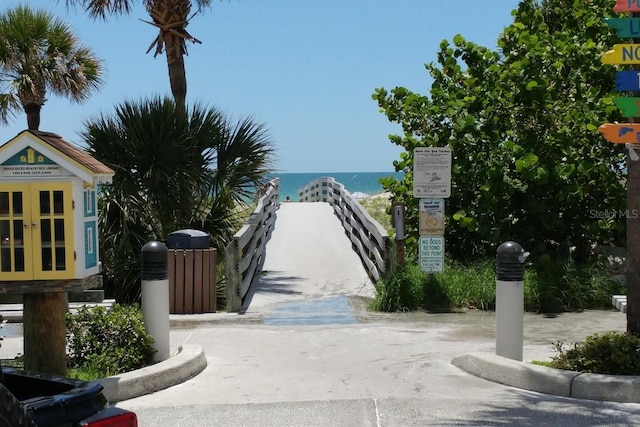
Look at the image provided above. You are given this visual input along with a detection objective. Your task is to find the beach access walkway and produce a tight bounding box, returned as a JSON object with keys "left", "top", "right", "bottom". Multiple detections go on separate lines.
{"left": 240, "top": 201, "right": 377, "bottom": 324}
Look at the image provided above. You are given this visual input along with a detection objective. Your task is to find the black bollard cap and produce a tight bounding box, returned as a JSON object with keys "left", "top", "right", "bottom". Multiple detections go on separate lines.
{"left": 496, "top": 241, "right": 525, "bottom": 282}
{"left": 141, "top": 241, "right": 168, "bottom": 280}
{"left": 497, "top": 241, "right": 525, "bottom": 264}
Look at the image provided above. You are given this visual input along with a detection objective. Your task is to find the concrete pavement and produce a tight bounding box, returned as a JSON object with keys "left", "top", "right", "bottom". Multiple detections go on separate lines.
{"left": 113, "top": 309, "right": 640, "bottom": 426}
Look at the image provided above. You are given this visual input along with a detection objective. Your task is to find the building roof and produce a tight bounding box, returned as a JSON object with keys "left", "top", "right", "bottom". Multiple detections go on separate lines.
{"left": 29, "top": 130, "right": 114, "bottom": 176}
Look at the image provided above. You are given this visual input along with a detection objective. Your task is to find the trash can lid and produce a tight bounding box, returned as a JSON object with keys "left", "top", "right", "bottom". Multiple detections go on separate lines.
{"left": 167, "top": 229, "right": 210, "bottom": 249}
{"left": 168, "top": 229, "right": 208, "bottom": 238}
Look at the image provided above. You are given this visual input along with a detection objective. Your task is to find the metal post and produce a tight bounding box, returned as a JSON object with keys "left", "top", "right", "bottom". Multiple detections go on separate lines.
{"left": 495, "top": 241, "right": 525, "bottom": 361}
{"left": 141, "top": 241, "right": 170, "bottom": 362}
{"left": 392, "top": 203, "right": 405, "bottom": 266}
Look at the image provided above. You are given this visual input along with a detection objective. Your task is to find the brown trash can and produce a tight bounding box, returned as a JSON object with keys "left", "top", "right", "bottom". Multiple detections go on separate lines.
{"left": 167, "top": 248, "right": 216, "bottom": 314}
{"left": 166, "top": 229, "right": 216, "bottom": 314}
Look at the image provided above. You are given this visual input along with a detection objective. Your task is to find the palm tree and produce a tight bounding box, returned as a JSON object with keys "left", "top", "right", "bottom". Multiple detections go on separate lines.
{"left": 83, "top": 96, "right": 275, "bottom": 302}
{"left": 0, "top": 5, "right": 102, "bottom": 130}
{"left": 63, "top": 0, "right": 211, "bottom": 113}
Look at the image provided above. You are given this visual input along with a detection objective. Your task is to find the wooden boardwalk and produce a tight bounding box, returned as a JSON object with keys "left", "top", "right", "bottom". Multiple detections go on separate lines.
{"left": 241, "top": 202, "right": 376, "bottom": 321}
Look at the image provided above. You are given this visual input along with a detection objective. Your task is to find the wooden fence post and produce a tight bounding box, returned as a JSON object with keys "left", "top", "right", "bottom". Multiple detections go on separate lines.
{"left": 225, "top": 240, "right": 242, "bottom": 312}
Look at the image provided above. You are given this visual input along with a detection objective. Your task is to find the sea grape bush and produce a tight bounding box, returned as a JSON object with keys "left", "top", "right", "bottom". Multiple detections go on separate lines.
{"left": 66, "top": 304, "right": 155, "bottom": 377}
{"left": 372, "top": 0, "right": 626, "bottom": 271}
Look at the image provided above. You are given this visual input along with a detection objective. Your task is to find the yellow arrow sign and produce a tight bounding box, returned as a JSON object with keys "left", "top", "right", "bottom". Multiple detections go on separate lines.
{"left": 602, "top": 44, "right": 640, "bottom": 65}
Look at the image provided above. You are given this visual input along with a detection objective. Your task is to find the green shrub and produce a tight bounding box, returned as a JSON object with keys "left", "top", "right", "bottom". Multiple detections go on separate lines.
{"left": 66, "top": 304, "right": 156, "bottom": 378}
{"left": 550, "top": 332, "right": 640, "bottom": 375}
{"left": 369, "top": 257, "right": 622, "bottom": 314}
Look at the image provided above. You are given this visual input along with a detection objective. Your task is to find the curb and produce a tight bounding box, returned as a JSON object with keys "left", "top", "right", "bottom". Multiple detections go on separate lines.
{"left": 612, "top": 294, "right": 627, "bottom": 313}
{"left": 98, "top": 344, "right": 207, "bottom": 404}
{"left": 451, "top": 352, "right": 640, "bottom": 404}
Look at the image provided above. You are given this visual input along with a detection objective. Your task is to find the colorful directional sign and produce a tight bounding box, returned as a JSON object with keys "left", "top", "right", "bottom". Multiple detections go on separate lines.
{"left": 614, "top": 97, "right": 640, "bottom": 117}
{"left": 616, "top": 71, "right": 640, "bottom": 91}
{"left": 602, "top": 44, "right": 640, "bottom": 64}
{"left": 604, "top": 18, "right": 640, "bottom": 38}
{"left": 614, "top": 0, "right": 640, "bottom": 13}
{"left": 598, "top": 123, "right": 640, "bottom": 143}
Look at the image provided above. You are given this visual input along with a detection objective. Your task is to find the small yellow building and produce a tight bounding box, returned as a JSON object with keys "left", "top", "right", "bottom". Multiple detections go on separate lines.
{"left": 0, "top": 130, "right": 113, "bottom": 281}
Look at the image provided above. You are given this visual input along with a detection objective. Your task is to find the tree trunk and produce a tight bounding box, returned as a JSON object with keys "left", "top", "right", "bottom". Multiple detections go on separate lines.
{"left": 23, "top": 292, "right": 67, "bottom": 375}
{"left": 23, "top": 103, "right": 41, "bottom": 130}
{"left": 164, "top": 34, "right": 187, "bottom": 115}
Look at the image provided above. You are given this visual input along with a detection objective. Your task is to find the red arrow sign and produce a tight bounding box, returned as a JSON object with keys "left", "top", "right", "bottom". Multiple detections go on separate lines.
{"left": 614, "top": 0, "right": 640, "bottom": 13}
{"left": 599, "top": 123, "right": 640, "bottom": 143}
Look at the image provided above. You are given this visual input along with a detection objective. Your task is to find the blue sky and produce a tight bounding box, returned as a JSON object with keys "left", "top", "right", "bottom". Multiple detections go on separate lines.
{"left": 1, "top": 0, "right": 521, "bottom": 173}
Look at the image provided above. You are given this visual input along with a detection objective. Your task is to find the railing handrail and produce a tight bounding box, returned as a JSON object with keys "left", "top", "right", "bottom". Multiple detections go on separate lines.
{"left": 298, "top": 177, "right": 390, "bottom": 281}
{"left": 225, "top": 178, "right": 279, "bottom": 312}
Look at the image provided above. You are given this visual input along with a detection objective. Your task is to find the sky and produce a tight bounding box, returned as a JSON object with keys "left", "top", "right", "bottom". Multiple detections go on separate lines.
{"left": 0, "top": 0, "right": 521, "bottom": 173}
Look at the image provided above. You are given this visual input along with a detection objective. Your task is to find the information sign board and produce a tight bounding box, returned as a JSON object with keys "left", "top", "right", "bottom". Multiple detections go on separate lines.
{"left": 419, "top": 236, "right": 444, "bottom": 273}
{"left": 413, "top": 147, "right": 452, "bottom": 198}
{"left": 419, "top": 198, "right": 445, "bottom": 235}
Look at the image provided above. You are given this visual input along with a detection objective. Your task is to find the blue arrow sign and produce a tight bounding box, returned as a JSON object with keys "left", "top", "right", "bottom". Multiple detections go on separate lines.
{"left": 616, "top": 71, "right": 640, "bottom": 91}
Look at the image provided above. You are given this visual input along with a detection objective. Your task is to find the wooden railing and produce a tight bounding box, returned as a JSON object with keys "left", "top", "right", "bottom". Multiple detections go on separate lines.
{"left": 298, "top": 177, "right": 391, "bottom": 281}
{"left": 225, "top": 178, "right": 279, "bottom": 312}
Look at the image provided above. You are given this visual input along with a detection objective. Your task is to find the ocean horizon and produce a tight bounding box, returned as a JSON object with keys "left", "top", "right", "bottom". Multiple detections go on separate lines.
{"left": 270, "top": 171, "right": 404, "bottom": 202}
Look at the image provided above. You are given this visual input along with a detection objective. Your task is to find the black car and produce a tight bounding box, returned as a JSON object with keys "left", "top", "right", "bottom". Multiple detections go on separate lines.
{"left": 0, "top": 366, "right": 137, "bottom": 427}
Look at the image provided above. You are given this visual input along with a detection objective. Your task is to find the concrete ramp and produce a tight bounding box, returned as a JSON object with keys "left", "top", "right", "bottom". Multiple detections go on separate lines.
{"left": 241, "top": 202, "right": 375, "bottom": 323}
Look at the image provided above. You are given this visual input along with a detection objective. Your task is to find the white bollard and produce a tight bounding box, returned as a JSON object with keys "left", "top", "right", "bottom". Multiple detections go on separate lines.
{"left": 141, "top": 241, "right": 170, "bottom": 362}
{"left": 495, "top": 241, "right": 525, "bottom": 361}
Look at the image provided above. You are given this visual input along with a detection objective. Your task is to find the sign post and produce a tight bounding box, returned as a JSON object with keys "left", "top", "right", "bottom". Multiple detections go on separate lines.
{"left": 600, "top": 1, "right": 640, "bottom": 334}
{"left": 414, "top": 147, "right": 451, "bottom": 274}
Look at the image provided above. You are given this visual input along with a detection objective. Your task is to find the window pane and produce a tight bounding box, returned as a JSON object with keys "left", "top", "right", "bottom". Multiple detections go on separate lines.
{"left": 12, "top": 192, "right": 22, "bottom": 215}
{"left": 14, "top": 248, "right": 24, "bottom": 272}
{"left": 0, "top": 220, "right": 9, "bottom": 246}
{"left": 40, "top": 219, "right": 51, "bottom": 244}
{"left": 13, "top": 220, "right": 23, "bottom": 245}
{"left": 55, "top": 247, "right": 65, "bottom": 271}
{"left": 40, "top": 191, "right": 50, "bottom": 215}
{"left": 1, "top": 248, "right": 10, "bottom": 272}
{"left": 53, "top": 191, "right": 64, "bottom": 214}
{"left": 0, "top": 193, "right": 8, "bottom": 215}
{"left": 41, "top": 247, "right": 52, "bottom": 271}
{"left": 54, "top": 219, "right": 65, "bottom": 243}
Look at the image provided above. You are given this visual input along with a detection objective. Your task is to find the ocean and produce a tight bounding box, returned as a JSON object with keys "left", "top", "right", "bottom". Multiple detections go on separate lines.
{"left": 270, "top": 172, "right": 404, "bottom": 202}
